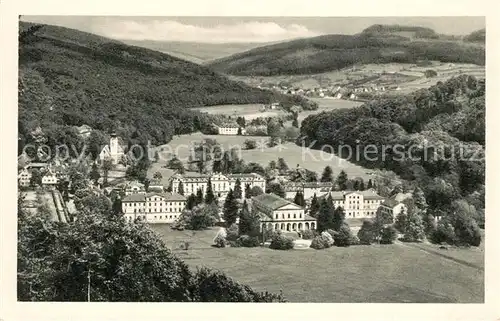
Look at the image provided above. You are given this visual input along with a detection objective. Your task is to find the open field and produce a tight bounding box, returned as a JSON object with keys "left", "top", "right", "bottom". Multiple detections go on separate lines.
{"left": 149, "top": 225, "right": 484, "bottom": 303}
{"left": 149, "top": 132, "right": 374, "bottom": 184}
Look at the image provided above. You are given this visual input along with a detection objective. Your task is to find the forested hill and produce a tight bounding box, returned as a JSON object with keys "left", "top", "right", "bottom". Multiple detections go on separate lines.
{"left": 18, "top": 22, "right": 313, "bottom": 148}
{"left": 300, "top": 75, "right": 485, "bottom": 215}
{"left": 207, "top": 24, "right": 485, "bottom": 76}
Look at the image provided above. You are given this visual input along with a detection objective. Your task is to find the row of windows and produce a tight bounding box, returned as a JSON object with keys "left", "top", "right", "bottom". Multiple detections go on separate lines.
{"left": 124, "top": 202, "right": 183, "bottom": 207}
{"left": 127, "top": 214, "right": 180, "bottom": 221}
{"left": 274, "top": 212, "right": 303, "bottom": 219}
{"left": 132, "top": 208, "right": 182, "bottom": 213}
{"left": 347, "top": 211, "right": 376, "bottom": 217}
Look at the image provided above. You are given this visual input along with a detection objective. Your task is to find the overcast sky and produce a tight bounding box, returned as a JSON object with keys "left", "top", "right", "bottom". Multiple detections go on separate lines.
{"left": 22, "top": 16, "right": 485, "bottom": 43}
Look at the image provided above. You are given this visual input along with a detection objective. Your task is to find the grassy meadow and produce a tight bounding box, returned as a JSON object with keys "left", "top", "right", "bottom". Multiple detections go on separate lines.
{"left": 149, "top": 131, "right": 374, "bottom": 185}
{"left": 149, "top": 225, "right": 484, "bottom": 303}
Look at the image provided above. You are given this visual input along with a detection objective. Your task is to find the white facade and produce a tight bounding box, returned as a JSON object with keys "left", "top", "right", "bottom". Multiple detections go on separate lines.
{"left": 379, "top": 201, "right": 407, "bottom": 219}
{"left": 18, "top": 169, "right": 31, "bottom": 187}
{"left": 253, "top": 193, "right": 316, "bottom": 232}
{"left": 171, "top": 172, "right": 265, "bottom": 201}
{"left": 124, "top": 181, "right": 146, "bottom": 195}
{"left": 322, "top": 190, "right": 384, "bottom": 219}
{"left": 122, "top": 192, "right": 186, "bottom": 223}
{"left": 99, "top": 135, "right": 125, "bottom": 165}
{"left": 217, "top": 126, "right": 244, "bottom": 135}
{"left": 42, "top": 171, "right": 59, "bottom": 185}
{"left": 284, "top": 182, "right": 334, "bottom": 200}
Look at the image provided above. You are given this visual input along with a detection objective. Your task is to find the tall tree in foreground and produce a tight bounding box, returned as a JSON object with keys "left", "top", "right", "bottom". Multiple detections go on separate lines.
{"left": 309, "top": 194, "right": 320, "bottom": 218}
{"left": 244, "top": 184, "right": 251, "bottom": 199}
{"left": 204, "top": 178, "right": 217, "bottom": 205}
{"left": 317, "top": 198, "right": 334, "bottom": 232}
{"left": 195, "top": 189, "right": 204, "bottom": 205}
{"left": 320, "top": 166, "right": 333, "bottom": 182}
{"left": 293, "top": 191, "right": 305, "bottom": 207}
{"left": 238, "top": 200, "right": 260, "bottom": 237}
{"left": 336, "top": 170, "right": 348, "bottom": 190}
{"left": 367, "top": 179, "right": 373, "bottom": 189}
{"left": 233, "top": 178, "right": 242, "bottom": 199}
{"left": 333, "top": 206, "right": 346, "bottom": 231}
{"left": 223, "top": 189, "right": 239, "bottom": 227}
{"left": 178, "top": 181, "right": 185, "bottom": 196}
{"left": 277, "top": 158, "right": 289, "bottom": 174}
{"left": 102, "top": 158, "right": 114, "bottom": 186}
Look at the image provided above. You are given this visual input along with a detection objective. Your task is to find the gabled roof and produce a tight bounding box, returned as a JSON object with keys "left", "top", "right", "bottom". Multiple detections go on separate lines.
{"left": 122, "top": 192, "right": 186, "bottom": 202}
{"left": 381, "top": 198, "right": 400, "bottom": 208}
{"left": 122, "top": 194, "right": 146, "bottom": 202}
{"left": 253, "top": 193, "right": 302, "bottom": 210}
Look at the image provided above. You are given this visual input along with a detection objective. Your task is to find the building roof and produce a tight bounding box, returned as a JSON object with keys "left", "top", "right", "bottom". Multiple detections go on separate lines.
{"left": 253, "top": 193, "right": 299, "bottom": 210}
{"left": 381, "top": 198, "right": 400, "bottom": 208}
{"left": 122, "top": 192, "right": 186, "bottom": 202}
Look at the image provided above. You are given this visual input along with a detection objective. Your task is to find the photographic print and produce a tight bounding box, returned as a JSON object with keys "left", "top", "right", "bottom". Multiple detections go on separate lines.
{"left": 16, "top": 15, "right": 485, "bottom": 303}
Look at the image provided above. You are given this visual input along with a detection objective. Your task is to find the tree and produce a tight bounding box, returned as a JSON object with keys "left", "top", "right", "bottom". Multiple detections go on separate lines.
{"left": 180, "top": 204, "right": 219, "bottom": 230}
{"left": 248, "top": 186, "right": 264, "bottom": 198}
{"left": 269, "top": 232, "right": 294, "bottom": 250}
{"left": 236, "top": 116, "right": 246, "bottom": 128}
{"left": 233, "top": 178, "right": 242, "bottom": 199}
{"left": 292, "top": 118, "right": 299, "bottom": 128}
{"left": 293, "top": 191, "right": 305, "bottom": 207}
{"left": 167, "top": 155, "right": 185, "bottom": 174}
{"left": 223, "top": 189, "right": 239, "bottom": 227}
{"left": 244, "top": 139, "right": 257, "bottom": 150}
{"left": 317, "top": 198, "right": 334, "bottom": 232}
{"left": 178, "top": 181, "right": 185, "bottom": 196}
{"left": 403, "top": 211, "right": 426, "bottom": 242}
{"left": 204, "top": 178, "right": 217, "bottom": 205}
{"left": 29, "top": 169, "right": 42, "bottom": 187}
{"left": 359, "top": 179, "right": 365, "bottom": 191}
{"left": 153, "top": 171, "right": 163, "bottom": 181}
{"left": 268, "top": 183, "right": 285, "bottom": 199}
{"left": 238, "top": 201, "right": 260, "bottom": 237}
{"left": 353, "top": 180, "right": 360, "bottom": 191}
{"left": 320, "top": 166, "right": 333, "bottom": 182}
{"left": 244, "top": 184, "right": 251, "bottom": 199}
{"left": 237, "top": 127, "right": 242, "bottom": 135}
{"left": 380, "top": 226, "right": 397, "bottom": 244}
{"left": 186, "top": 194, "right": 197, "bottom": 210}
{"left": 154, "top": 151, "right": 160, "bottom": 163}
{"left": 277, "top": 158, "right": 289, "bottom": 174}
{"left": 309, "top": 194, "right": 320, "bottom": 218}
{"left": 333, "top": 206, "right": 346, "bottom": 231}
{"left": 394, "top": 208, "right": 407, "bottom": 233}
{"left": 333, "top": 223, "right": 355, "bottom": 247}
{"left": 89, "top": 163, "right": 101, "bottom": 185}
{"left": 101, "top": 158, "right": 114, "bottom": 186}
{"left": 111, "top": 197, "right": 123, "bottom": 216}
{"left": 336, "top": 170, "right": 348, "bottom": 190}
{"left": 196, "top": 189, "right": 204, "bottom": 205}
{"left": 357, "top": 220, "right": 377, "bottom": 245}
{"left": 413, "top": 186, "right": 428, "bottom": 212}
{"left": 367, "top": 179, "right": 373, "bottom": 189}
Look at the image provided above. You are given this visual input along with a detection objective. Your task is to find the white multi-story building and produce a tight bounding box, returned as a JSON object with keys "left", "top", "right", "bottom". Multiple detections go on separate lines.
{"left": 18, "top": 168, "right": 31, "bottom": 187}
{"left": 99, "top": 133, "right": 125, "bottom": 165}
{"left": 122, "top": 192, "right": 186, "bottom": 223}
{"left": 321, "top": 189, "right": 385, "bottom": 219}
{"left": 284, "top": 182, "right": 335, "bottom": 200}
{"left": 170, "top": 172, "right": 265, "bottom": 200}
{"left": 215, "top": 124, "right": 245, "bottom": 135}
{"left": 253, "top": 193, "right": 316, "bottom": 232}
{"left": 379, "top": 198, "right": 408, "bottom": 220}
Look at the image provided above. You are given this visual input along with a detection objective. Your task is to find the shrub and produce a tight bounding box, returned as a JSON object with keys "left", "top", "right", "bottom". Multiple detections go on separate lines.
{"left": 236, "top": 235, "right": 260, "bottom": 247}
{"left": 333, "top": 224, "right": 354, "bottom": 247}
{"left": 310, "top": 234, "right": 332, "bottom": 250}
{"left": 380, "top": 226, "right": 397, "bottom": 244}
{"left": 430, "top": 220, "right": 457, "bottom": 245}
{"left": 269, "top": 232, "right": 294, "bottom": 250}
{"left": 226, "top": 224, "right": 239, "bottom": 242}
{"left": 325, "top": 229, "right": 337, "bottom": 239}
{"left": 214, "top": 234, "right": 228, "bottom": 248}
{"left": 357, "top": 220, "right": 377, "bottom": 245}
{"left": 301, "top": 229, "right": 316, "bottom": 240}
{"left": 320, "top": 231, "right": 334, "bottom": 246}
{"left": 244, "top": 139, "right": 257, "bottom": 150}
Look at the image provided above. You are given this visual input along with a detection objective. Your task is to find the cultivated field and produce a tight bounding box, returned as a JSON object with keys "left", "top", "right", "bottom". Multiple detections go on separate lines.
{"left": 149, "top": 132, "right": 374, "bottom": 184}
{"left": 149, "top": 225, "right": 484, "bottom": 303}
{"left": 191, "top": 104, "right": 286, "bottom": 120}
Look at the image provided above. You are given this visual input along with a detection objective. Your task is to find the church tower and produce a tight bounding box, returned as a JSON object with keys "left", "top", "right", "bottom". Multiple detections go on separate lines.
{"left": 109, "top": 133, "right": 119, "bottom": 163}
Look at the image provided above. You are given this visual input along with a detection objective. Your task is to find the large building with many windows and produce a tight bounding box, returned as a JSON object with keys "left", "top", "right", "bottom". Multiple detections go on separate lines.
{"left": 253, "top": 193, "right": 316, "bottom": 232}
{"left": 284, "top": 181, "right": 335, "bottom": 200}
{"left": 321, "top": 189, "right": 385, "bottom": 219}
{"left": 170, "top": 172, "right": 265, "bottom": 200}
{"left": 121, "top": 192, "right": 186, "bottom": 223}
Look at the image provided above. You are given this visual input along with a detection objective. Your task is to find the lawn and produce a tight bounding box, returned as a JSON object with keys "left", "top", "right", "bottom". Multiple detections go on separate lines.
{"left": 149, "top": 225, "right": 484, "bottom": 303}
{"left": 149, "top": 132, "right": 374, "bottom": 184}
{"left": 191, "top": 104, "right": 286, "bottom": 120}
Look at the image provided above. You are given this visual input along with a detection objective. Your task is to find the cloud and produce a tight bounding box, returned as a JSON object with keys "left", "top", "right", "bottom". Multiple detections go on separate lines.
{"left": 93, "top": 19, "right": 320, "bottom": 43}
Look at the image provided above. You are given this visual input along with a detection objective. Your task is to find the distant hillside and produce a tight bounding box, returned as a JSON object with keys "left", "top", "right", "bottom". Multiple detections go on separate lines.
{"left": 18, "top": 22, "right": 314, "bottom": 149}
{"left": 121, "top": 40, "right": 272, "bottom": 64}
{"left": 464, "top": 29, "right": 486, "bottom": 43}
{"left": 207, "top": 25, "right": 485, "bottom": 76}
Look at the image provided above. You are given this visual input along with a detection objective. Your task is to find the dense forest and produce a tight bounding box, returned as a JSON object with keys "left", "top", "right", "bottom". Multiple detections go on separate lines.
{"left": 18, "top": 22, "right": 316, "bottom": 153}
{"left": 207, "top": 25, "right": 485, "bottom": 76}
{"left": 300, "top": 75, "right": 485, "bottom": 217}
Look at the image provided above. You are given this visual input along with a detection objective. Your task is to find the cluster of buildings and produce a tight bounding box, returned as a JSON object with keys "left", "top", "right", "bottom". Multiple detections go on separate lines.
{"left": 18, "top": 162, "right": 64, "bottom": 187}
{"left": 214, "top": 121, "right": 246, "bottom": 136}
